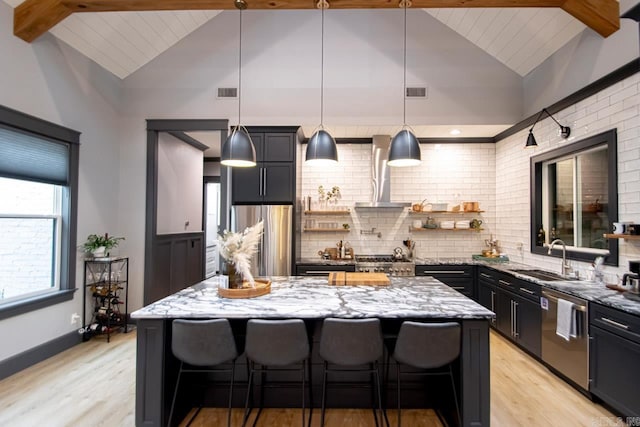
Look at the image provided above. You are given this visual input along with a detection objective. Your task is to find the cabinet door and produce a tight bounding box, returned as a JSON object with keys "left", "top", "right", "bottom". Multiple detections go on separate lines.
{"left": 263, "top": 133, "right": 295, "bottom": 162}
{"left": 262, "top": 162, "right": 294, "bottom": 204}
{"left": 249, "top": 133, "right": 265, "bottom": 161}
{"left": 513, "top": 293, "right": 541, "bottom": 357}
{"left": 187, "top": 237, "right": 203, "bottom": 285}
{"left": 478, "top": 283, "right": 496, "bottom": 327}
{"left": 590, "top": 325, "right": 640, "bottom": 417}
{"left": 231, "top": 166, "right": 262, "bottom": 204}
{"left": 495, "top": 288, "right": 513, "bottom": 337}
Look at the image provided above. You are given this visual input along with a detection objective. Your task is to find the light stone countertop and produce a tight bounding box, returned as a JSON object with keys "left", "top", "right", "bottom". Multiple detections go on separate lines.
{"left": 131, "top": 275, "right": 495, "bottom": 320}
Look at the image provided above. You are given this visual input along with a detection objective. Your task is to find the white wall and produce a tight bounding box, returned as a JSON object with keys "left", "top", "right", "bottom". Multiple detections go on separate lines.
{"left": 496, "top": 73, "right": 640, "bottom": 281}
{"left": 156, "top": 133, "right": 204, "bottom": 234}
{"left": 299, "top": 143, "right": 496, "bottom": 259}
{"left": 0, "top": 2, "right": 124, "bottom": 361}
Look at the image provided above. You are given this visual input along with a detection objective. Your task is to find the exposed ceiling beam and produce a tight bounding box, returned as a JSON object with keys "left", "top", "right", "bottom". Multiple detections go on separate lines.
{"left": 14, "top": 0, "right": 619, "bottom": 43}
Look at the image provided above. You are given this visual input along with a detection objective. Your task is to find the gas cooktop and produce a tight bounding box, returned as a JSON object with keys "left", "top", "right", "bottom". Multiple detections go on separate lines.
{"left": 354, "top": 254, "right": 415, "bottom": 276}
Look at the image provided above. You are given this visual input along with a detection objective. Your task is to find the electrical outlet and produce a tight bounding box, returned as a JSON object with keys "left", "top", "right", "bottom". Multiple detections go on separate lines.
{"left": 71, "top": 313, "right": 80, "bottom": 325}
{"left": 516, "top": 242, "right": 523, "bottom": 251}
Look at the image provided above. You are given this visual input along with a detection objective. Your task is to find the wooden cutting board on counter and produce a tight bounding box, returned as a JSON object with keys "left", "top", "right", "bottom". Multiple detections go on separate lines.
{"left": 327, "top": 272, "right": 390, "bottom": 286}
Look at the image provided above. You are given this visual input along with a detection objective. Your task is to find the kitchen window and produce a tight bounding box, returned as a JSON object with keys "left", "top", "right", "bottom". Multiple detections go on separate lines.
{"left": 0, "top": 105, "right": 80, "bottom": 319}
{"left": 530, "top": 129, "right": 618, "bottom": 266}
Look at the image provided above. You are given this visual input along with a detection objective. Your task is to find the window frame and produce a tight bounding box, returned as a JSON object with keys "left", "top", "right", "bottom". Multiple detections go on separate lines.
{"left": 0, "top": 105, "right": 79, "bottom": 320}
{"left": 530, "top": 129, "right": 618, "bottom": 266}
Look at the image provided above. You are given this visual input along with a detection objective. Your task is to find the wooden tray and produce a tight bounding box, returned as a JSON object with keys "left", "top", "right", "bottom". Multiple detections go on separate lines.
{"left": 218, "top": 278, "right": 271, "bottom": 299}
{"left": 328, "top": 272, "right": 390, "bottom": 286}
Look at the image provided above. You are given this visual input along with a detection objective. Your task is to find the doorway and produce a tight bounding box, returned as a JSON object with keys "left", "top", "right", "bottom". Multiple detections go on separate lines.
{"left": 204, "top": 178, "right": 221, "bottom": 278}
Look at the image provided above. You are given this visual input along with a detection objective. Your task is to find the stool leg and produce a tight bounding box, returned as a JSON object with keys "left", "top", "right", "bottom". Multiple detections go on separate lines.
{"left": 307, "top": 358, "right": 313, "bottom": 427}
{"left": 370, "top": 363, "right": 379, "bottom": 427}
{"left": 320, "top": 361, "right": 328, "bottom": 427}
{"left": 168, "top": 362, "right": 184, "bottom": 427}
{"left": 228, "top": 361, "right": 236, "bottom": 427}
{"left": 449, "top": 365, "right": 461, "bottom": 426}
{"left": 374, "top": 362, "right": 385, "bottom": 427}
{"left": 301, "top": 360, "right": 306, "bottom": 427}
{"left": 242, "top": 362, "right": 254, "bottom": 427}
{"left": 396, "top": 364, "right": 401, "bottom": 427}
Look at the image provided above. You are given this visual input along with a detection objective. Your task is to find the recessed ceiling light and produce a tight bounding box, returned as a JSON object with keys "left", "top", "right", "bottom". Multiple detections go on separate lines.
{"left": 449, "top": 129, "right": 461, "bottom": 136}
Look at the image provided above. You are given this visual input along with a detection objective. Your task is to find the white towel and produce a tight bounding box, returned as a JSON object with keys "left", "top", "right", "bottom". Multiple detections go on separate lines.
{"left": 556, "top": 298, "right": 576, "bottom": 341}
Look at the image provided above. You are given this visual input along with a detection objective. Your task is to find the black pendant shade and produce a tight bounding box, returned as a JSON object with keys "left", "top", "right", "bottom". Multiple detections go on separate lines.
{"left": 388, "top": 129, "right": 421, "bottom": 167}
{"left": 525, "top": 131, "right": 538, "bottom": 148}
{"left": 221, "top": 126, "right": 256, "bottom": 167}
{"left": 305, "top": 129, "right": 338, "bottom": 166}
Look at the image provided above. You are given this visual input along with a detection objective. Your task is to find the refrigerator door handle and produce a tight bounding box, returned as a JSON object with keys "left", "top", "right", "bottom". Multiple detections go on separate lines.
{"left": 263, "top": 168, "right": 267, "bottom": 196}
{"left": 258, "top": 168, "right": 263, "bottom": 196}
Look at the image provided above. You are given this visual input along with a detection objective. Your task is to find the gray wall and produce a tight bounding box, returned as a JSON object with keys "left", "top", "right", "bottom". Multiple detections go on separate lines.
{"left": 0, "top": 1, "right": 124, "bottom": 361}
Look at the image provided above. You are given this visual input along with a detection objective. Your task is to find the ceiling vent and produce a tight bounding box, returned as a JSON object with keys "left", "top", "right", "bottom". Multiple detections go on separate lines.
{"left": 217, "top": 87, "right": 238, "bottom": 98}
{"left": 406, "top": 87, "right": 427, "bottom": 98}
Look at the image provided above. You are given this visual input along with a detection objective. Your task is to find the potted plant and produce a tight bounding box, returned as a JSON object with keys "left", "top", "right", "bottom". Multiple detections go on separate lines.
{"left": 83, "top": 233, "right": 125, "bottom": 258}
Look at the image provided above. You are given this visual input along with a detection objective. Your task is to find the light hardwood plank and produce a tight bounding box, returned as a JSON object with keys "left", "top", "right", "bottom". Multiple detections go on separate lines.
{"left": 0, "top": 328, "right": 617, "bottom": 426}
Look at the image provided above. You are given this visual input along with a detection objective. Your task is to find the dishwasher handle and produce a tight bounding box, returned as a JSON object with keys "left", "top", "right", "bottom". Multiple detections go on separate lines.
{"left": 541, "top": 290, "right": 587, "bottom": 312}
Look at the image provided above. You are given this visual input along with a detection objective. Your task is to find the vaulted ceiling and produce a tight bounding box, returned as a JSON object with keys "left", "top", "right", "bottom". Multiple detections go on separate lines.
{"left": 5, "top": 1, "right": 620, "bottom": 80}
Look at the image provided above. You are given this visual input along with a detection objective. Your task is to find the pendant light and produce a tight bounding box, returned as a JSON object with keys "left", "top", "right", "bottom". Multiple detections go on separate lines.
{"left": 221, "top": 0, "right": 256, "bottom": 167}
{"left": 305, "top": 0, "right": 338, "bottom": 166}
{"left": 388, "top": 1, "right": 421, "bottom": 167}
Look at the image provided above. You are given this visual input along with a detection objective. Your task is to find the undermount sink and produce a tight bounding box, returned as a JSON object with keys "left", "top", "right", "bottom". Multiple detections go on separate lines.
{"left": 508, "top": 269, "right": 578, "bottom": 282}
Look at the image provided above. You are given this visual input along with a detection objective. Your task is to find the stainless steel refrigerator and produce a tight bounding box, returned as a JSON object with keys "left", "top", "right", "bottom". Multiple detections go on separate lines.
{"left": 231, "top": 205, "right": 293, "bottom": 276}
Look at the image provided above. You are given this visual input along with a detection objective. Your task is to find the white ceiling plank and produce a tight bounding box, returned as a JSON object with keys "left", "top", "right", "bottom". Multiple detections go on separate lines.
{"left": 115, "top": 12, "right": 170, "bottom": 55}
{"left": 49, "top": 22, "right": 131, "bottom": 78}
{"left": 111, "top": 12, "right": 162, "bottom": 57}
{"left": 188, "top": 10, "right": 209, "bottom": 27}
{"left": 496, "top": 8, "right": 552, "bottom": 63}
{"left": 464, "top": 9, "right": 500, "bottom": 45}
{"left": 459, "top": 9, "right": 484, "bottom": 38}
{"left": 436, "top": 8, "right": 455, "bottom": 26}
{"left": 137, "top": 12, "right": 181, "bottom": 46}
{"left": 474, "top": 9, "right": 519, "bottom": 51}
{"left": 446, "top": 9, "right": 469, "bottom": 33}
{"left": 174, "top": 10, "right": 200, "bottom": 30}
{"left": 486, "top": 10, "right": 534, "bottom": 58}
{"left": 514, "top": 18, "right": 585, "bottom": 76}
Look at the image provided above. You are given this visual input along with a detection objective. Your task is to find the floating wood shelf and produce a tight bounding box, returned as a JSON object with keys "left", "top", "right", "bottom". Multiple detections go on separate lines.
{"left": 409, "top": 227, "right": 484, "bottom": 232}
{"left": 603, "top": 233, "right": 640, "bottom": 240}
{"left": 304, "top": 228, "right": 350, "bottom": 232}
{"left": 304, "top": 210, "right": 351, "bottom": 215}
{"left": 408, "top": 210, "right": 485, "bottom": 214}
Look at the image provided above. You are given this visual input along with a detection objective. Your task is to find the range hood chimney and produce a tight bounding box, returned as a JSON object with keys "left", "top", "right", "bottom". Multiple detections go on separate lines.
{"left": 354, "top": 135, "right": 410, "bottom": 209}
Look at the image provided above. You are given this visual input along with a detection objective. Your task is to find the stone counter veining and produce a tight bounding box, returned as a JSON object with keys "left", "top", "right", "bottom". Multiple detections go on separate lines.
{"left": 131, "top": 275, "right": 494, "bottom": 320}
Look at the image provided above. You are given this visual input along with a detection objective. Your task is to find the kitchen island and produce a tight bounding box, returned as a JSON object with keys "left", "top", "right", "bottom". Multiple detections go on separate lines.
{"left": 132, "top": 276, "right": 493, "bottom": 427}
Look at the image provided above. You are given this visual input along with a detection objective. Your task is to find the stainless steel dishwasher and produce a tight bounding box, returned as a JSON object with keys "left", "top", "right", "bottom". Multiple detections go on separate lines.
{"left": 541, "top": 288, "right": 589, "bottom": 391}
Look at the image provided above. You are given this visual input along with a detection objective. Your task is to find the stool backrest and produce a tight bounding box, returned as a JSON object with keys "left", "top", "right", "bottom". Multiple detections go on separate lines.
{"left": 393, "top": 321, "right": 460, "bottom": 369}
{"left": 172, "top": 319, "right": 238, "bottom": 366}
{"left": 245, "top": 319, "right": 310, "bottom": 366}
{"left": 319, "top": 318, "right": 383, "bottom": 366}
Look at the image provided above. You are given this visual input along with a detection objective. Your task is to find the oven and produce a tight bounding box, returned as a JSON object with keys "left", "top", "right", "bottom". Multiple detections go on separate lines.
{"left": 355, "top": 255, "right": 415, "bottom": 276}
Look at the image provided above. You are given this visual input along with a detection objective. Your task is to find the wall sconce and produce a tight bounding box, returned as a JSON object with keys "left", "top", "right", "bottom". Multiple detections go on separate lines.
{"left": 526, "top": 108, "right": 571, "bottom": 148}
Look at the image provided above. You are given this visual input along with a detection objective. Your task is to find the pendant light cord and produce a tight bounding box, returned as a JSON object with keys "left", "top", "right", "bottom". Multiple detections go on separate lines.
{"left": 402, "top": 3, "right": 407, "bottom": 127}
{"left": 320, "top": 4, "right": 325, "bottom": 127}
{"left": 238, "top": 7, "right": 243, "bottom": 129}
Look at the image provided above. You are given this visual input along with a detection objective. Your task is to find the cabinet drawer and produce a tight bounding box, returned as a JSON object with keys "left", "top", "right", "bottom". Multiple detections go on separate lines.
{"left": 416, "top": 265, "right": 473, "bottom": 277}
{"left": 590, "top": 303, "right": 640, "bottom": 344}
{"left": 495, "top": 272, "right": 541, "bottom": 302}
{"left": 477, "top": 267, "right": 497, "bottom": 285}
{"left": 296, "top": 264, "right": 356, "bottom": 276}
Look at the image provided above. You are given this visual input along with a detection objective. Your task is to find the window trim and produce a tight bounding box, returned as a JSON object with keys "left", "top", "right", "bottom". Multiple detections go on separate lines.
{"left": 0, "top": 105, "right": 80, "bottom": 320}
{"left": 530, "top": 129, "right": 618, "bottom": 266}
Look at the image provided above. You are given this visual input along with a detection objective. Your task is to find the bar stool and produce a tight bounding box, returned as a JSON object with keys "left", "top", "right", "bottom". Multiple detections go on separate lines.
{"left": 168, "top": 318, "right": 238, "bottom": 427}
{"left": 319, "top": 318, "right": 386, "bottom": 427}
{"left": 242, "top": 319, "right": 311, "bottom": 427}
{"left": 392, "top": 321, "right": 461, "bottom": 427}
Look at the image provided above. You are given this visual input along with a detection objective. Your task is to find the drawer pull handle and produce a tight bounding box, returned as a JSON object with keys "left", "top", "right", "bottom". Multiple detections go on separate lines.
{"left": 304, "top": 271, "right": 331, "bottom": 275}
{"left": 499, "top": 279, "right": 512, "bottom": 287}
{"left": 422, "top": 270, "right": 466, "bottom": 274}
{"left": 519, "top": 288, "right": 535, "bottom": 295}
{"left": 480, "top": 273, "right": 492, "bottom": 279}
{"left": 451, "top": 286, "right": 465, "bottom": 290}
{"left": 601, "top": 317, "right": 629, "bottom": 330}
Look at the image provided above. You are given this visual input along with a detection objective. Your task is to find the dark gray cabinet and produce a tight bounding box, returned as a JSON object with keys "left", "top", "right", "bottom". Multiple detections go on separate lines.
{"left": 590, "top": 303, "right": 640, "bottom": 417}
{"left": 477, "top": 267, "right": 541, "bottom": 357}
{"left": 231, "top": 129, "right": 297, "bottom": 205}
{"left": 296, "top": 263, "right": 356, "bottom": 276}
{"left": 416, "top": 265, "right": 475, "bottom": 299}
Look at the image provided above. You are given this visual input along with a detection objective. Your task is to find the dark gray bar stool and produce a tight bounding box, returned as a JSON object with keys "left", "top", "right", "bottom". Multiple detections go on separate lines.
{"left": 168, "top": 318, "right": 238, "bottom": 427}
{"left": 393, "top": 321, "right": 461, "bottom": 427}
{"left": 242, "top": 319, "right": 311, "bottom": 427}
{"left": 319, "top": 318, "right": 386, "bottom": 427}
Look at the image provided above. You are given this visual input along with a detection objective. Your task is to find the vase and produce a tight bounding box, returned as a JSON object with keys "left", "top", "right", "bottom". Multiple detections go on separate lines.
{"left": 224, "top": 262, "right": 244, "bottom": 289}
{"left": 92, "top": 246, "right": 106, "bottom": 258}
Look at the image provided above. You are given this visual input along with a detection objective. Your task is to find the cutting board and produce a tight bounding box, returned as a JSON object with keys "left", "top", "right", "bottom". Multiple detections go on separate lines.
{"left": 327, "top": 272, "right": 390, "bottom": 286}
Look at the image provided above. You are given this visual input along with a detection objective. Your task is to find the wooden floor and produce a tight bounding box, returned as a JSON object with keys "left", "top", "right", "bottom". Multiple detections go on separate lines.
{"left": 0, "top": 329, "right": 617, "bottom": 426}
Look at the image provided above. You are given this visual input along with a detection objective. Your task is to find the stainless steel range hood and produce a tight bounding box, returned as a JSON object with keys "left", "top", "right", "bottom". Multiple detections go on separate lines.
{"left": 354, "top": 135, "right": 410, "bottom": 209}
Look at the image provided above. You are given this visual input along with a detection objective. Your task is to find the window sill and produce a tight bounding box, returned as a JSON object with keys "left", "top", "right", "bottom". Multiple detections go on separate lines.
{"left": 0, "top": 289, "right": 76, "bottom": 321}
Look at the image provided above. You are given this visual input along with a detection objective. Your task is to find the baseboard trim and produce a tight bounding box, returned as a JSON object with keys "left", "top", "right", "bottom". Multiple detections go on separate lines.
{"left": 0, "top": 330, "right": 82, "bottom": 380}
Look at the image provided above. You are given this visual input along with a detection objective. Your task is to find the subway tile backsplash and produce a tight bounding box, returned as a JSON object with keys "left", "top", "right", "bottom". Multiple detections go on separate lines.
{"left": 300, "top": 143, "right": 496, "bottom": 259}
